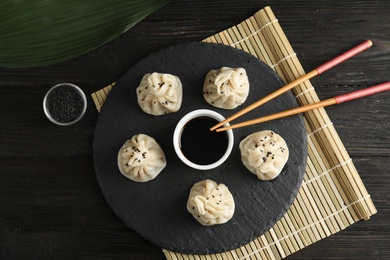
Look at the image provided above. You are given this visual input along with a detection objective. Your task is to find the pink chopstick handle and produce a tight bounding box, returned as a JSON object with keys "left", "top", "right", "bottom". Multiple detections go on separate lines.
{"left": 316, "top": 40, "right": 373, "bottom": 75}
{"left": 335, "top": 82, "right": 390, "bottom": 104}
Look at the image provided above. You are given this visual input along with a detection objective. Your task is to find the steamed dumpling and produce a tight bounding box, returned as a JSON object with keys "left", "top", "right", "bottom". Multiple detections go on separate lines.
{"left": 203, "top": 67, "right": 249, "bottom": 109}
{"left": 187, "top": 179, "right": 235, "bottom": 226}
{"left": 239, "top": 130, "right": 289, "bottom": 180}
{"left": 136, "top": 72, "right": 183, "bottom": 116}
{"left": 117, "top": 134, "right": 167, "bottom": 182}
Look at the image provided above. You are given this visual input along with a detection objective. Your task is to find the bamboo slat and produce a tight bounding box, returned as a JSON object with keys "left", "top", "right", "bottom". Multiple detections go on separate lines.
{"left": 91, "top": 6, "right": 376, "bottom": 259}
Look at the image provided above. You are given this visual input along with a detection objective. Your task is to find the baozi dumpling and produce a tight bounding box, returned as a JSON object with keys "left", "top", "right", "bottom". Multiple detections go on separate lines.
{"left": 187, "top": 179, "right": 235, "bottom": 226}
{"left": 117, "top": 134, "right": 167, "bottom": 182}
{"left": 239, "top": 130, "right": 289, "bottom": 180}
{"left": 203, "top": 67, "right": 249, "bottom": 109}
{"left": 136, "top": 72, "right": 183, "bottom": 116}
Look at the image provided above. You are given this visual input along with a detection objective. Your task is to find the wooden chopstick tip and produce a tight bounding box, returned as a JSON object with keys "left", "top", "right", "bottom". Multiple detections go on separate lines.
{"left": 210, "top": 125, "right": 219, "bottom": 131}
{"left": 215, "top": 126, "right": 228, "bottom": 132}
{"left": 212, "top": 124, "right": 229, "bottom": 132}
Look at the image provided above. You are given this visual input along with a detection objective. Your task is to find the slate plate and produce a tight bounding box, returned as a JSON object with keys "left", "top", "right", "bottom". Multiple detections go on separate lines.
{"left": 93, "top": 42, "right": 308, "bottom": 254}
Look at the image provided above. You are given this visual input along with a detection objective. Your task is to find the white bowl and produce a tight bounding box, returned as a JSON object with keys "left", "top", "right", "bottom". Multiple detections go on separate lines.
{"left": 173, "top": 109, "right": 234, "bottom": 170}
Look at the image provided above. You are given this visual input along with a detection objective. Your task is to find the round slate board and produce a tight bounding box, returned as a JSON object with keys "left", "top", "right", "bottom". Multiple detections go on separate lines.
{"left": 93, "top": 42, "right": 308, "bottom": 254}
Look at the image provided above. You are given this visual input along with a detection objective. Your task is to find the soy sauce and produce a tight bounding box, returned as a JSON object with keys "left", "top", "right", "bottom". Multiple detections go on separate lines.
{"left": 180, "top": 116, "right": 228, "bottom": 165}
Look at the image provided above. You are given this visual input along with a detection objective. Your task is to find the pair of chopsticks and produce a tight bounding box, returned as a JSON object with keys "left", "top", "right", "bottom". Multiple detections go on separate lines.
{"left": 212, "top": 40, "right": 390, "bottom": 132}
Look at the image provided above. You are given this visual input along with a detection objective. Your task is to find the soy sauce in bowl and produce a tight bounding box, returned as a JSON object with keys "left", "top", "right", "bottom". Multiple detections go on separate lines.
{"left": 173, "top": 109, "right": 234, "bottom": 171}
{"left": 180, "top": 116, "right": 228, "bottom": 165}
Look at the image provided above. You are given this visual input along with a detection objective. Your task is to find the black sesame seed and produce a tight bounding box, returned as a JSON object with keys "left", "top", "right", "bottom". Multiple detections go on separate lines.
{"left": 46, "top": 85, "right": 84, "bottom": 123}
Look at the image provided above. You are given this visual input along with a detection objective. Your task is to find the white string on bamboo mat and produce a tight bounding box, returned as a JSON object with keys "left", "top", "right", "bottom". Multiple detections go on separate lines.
{"left": 270, "top": 53, "right": 297, "bottom": 69}
{"left": 307, "top": 122, "right": 334, "bottom": 137}
{"left": 237, "top": 194, "right": 371, "bottom": 260}
{"left": 295, "top": 87, "right": 315, "bottom": 98}
{"left": 230, "top": 19, "right": 279, "bottom": 47}
{"left": 302, "top": 158, "right": 353, "bottom": 186}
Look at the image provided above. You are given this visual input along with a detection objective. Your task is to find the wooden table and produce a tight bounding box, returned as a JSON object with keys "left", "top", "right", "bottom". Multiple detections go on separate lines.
{"left": 1, "top": 1, "right": 389, "bottom": 259}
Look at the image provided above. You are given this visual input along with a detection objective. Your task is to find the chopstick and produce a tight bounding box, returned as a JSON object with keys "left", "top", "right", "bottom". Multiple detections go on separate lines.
{"left": 215, "top": 82, "right": 390, "bottom": 132}
{"left": 210, "top": 40, "right": 373, "bottom": 131}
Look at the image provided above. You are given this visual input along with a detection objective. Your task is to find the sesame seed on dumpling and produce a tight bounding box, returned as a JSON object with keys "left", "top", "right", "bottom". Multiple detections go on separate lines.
{"left": 203, "top": 67, "right": 249, "bottom": 109}
{"left": 239, "top": 130, "right": 289, "bottom": 180}
{"left": 136, "top": 72, "right": 182, "bottom": 116}
{"left": 117, "top": 134, "right": 166, "bottom": 182}
{"left": 187, "top": 179, "right": 235, "bottom": 226}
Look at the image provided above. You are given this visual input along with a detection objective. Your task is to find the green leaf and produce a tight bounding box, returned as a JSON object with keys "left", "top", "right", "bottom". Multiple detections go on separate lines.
{"left": 0, "top": 0, "right": 170, "bottom": 68}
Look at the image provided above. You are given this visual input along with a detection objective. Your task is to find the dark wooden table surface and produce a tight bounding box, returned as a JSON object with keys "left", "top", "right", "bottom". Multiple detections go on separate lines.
{"left": 1, "top": 0, "right": 389, "bottom": 259}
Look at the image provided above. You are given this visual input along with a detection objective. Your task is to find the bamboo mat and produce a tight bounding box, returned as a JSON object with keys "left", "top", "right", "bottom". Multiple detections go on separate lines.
{"left": 91, "top": 6, "right": 376, "bottom": 259}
